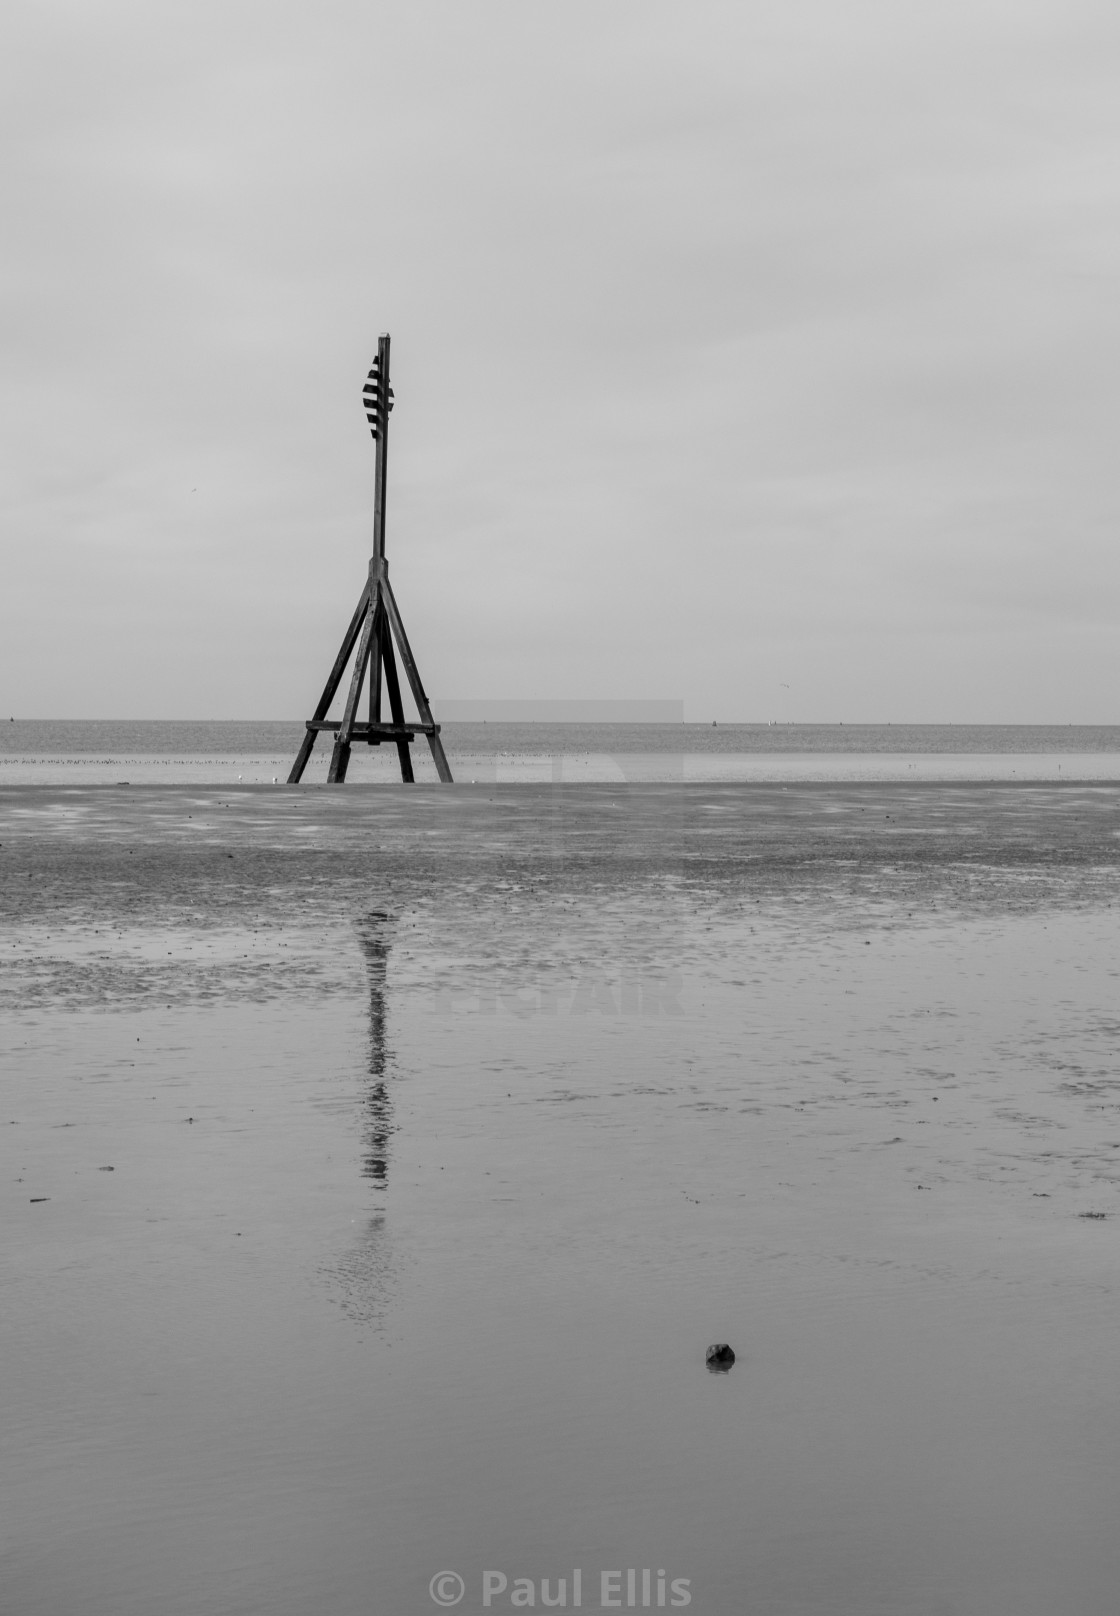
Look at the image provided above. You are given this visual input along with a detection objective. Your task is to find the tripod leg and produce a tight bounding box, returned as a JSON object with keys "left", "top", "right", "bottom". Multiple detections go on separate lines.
{"left": 380, "top": 577, "right": 454, "bottom": 783}
{"left": 425, "top": 729, "right": 453, "bottom": 785}
{"left": 329, "top": 582, "right": 379, "bottom": 783}
{"left": 380, "top": 628, "right": 414, "bottom": 782}
{"left": 288, "top": 579, "right": 372, "bottom": 783}
{"left": 288, "top": 727, "right": 318, "bottom": 785}
{"left": 369, "top": 604, "right": 384, "bottom": 733}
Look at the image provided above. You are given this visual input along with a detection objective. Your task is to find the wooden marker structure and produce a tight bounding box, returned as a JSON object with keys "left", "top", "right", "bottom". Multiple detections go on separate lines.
{"left": 288, "top": 334, "right": 452, "bottom": 785}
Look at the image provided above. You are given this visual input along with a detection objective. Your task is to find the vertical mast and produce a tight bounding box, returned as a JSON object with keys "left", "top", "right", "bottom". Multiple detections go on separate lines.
{"left": 372, "top": 331, "right": 390, "bottom": 573}
{"left": 368, "top": 333, "right": 390, "bottom": 724}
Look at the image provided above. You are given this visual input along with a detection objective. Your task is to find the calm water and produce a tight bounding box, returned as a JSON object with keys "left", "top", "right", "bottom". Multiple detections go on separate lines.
{"left": 4, "top": 785, "right": 1120, "bottom": 1615}
{"left": 4, "top": 720, "right": 1120, "bottom": 783}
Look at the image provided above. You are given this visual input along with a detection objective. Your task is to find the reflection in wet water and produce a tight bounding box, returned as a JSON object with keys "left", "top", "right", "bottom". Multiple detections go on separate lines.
{"left": 320, "top": 913, "right": 400, "bottom": 1334}
{"left": 332, "top": 1213, "right": 394, "bottom": 1329}
{"left": 356, "top": 911, "right": 393, "bottom": 1188}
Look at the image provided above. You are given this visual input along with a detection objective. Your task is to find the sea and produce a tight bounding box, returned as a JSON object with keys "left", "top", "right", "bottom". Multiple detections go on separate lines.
{"left": 4, "top": 719, "right": 1120, "bottom": 782}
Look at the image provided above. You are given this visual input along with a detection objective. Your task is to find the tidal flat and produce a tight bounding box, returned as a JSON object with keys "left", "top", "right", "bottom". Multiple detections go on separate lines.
{"left": 3, "top": 783, "right": 1120, "bottom": 1615}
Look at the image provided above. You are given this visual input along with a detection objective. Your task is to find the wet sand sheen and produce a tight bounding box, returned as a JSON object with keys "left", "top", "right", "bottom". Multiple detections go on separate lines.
{"left": 3, "top": 785, "right": 1120, "bottom": 1615}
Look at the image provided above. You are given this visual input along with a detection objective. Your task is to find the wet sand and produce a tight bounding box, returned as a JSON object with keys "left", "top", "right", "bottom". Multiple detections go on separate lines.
{"left": 3, "top": 784, "right": 1120, "bottom": 1615}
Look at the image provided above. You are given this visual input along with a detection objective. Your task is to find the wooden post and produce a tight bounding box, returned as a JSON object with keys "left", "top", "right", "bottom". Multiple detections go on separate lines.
{"left": 372, "top": 335, "right": 389, "bottom": 575}
{"left": 380, "top": 620, "right": 415, "bottom": 782}
{"left": 327, "top": 560, "right": 378, "bottom": 782}
{"left": 369, "top": 604, "right": 384, "bottom": 734}
{"left": 288, "top": 333, "right": 453, "bottom": 786}
{"left": 381, "top": 572, "right": 454, "bottom": 782}
{"left": 288, "top": 578, "right": 371, "bottom": 784}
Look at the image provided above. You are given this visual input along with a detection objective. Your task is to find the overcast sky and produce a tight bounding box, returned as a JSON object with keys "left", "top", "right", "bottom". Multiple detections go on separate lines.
{"left": 3, "top": 1, "right": 1119, "bottom": 721}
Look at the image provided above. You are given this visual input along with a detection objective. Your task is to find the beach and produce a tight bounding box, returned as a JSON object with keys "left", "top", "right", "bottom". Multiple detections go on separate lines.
{"left": 3, "top": 781, "right": 1120, "bottom": 1614}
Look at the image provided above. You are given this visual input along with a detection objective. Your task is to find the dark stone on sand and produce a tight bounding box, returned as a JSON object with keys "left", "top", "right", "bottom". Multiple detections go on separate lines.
{"left": 706, "top": 1342, "right": 735, "bottom": 1371}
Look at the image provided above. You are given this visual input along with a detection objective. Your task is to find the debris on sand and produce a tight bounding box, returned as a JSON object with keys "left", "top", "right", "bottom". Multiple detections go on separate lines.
{"left": 706, "top": 1343, "right": 735, "bottom": 1372}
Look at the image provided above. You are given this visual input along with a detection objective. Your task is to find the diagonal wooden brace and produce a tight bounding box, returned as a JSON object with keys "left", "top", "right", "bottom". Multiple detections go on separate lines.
{"left": 328, "top": 567, "right": 381, "bottom": 783}
{"left": 288, "top": 577, "right": 372, "bottom": 783}
{"left": 380, "top": 571, "right": 453, "bottom": 782}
